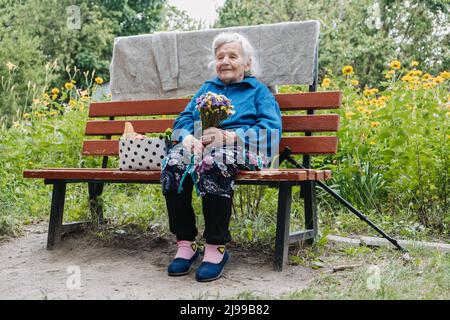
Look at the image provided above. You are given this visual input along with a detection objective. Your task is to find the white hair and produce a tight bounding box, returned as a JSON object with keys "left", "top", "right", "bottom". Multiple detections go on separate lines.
{"left": 209, "top": 32, "right": 259, "bottom": 77}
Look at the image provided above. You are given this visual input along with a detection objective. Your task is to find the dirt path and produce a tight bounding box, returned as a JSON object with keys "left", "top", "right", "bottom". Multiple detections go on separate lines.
{"left": 0, "top": 224, "right": 315, "bottom": 300}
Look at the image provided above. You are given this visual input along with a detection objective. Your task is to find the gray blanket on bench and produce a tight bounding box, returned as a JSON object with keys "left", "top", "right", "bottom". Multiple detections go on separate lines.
{"left": 109, "top": 20, "right": 320, "bottom": 100}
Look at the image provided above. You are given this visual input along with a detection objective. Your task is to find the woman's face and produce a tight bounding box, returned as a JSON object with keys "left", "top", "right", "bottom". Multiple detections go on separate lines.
{"left": 215, "top": 42, "right": 250, "bottom": 84}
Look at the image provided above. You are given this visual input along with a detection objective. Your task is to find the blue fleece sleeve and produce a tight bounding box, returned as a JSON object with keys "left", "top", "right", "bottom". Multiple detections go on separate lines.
{"left": 172, "top": 84, "right": 207, "bottom": 143}
{"left": 235, "top": 86, "right": 282, "bottom": 157}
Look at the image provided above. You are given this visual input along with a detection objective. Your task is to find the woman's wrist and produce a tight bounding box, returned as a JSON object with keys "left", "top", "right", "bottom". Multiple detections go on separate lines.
{"left": 180, "top": 134, "right": 194, "bottom": 143}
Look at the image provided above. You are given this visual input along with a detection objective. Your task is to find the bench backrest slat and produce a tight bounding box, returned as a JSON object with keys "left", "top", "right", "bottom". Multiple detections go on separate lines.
{"left": 84, "top": 91, "right": 341, "bottom": 157}
{"left": 88, "top": 91, "right": 342, "bottom": 117}
{"left": 82, "top": 136, "right": 338, "bottom": 156}
{"left": 84, "top": 115, "right": 340, "bottom": 136}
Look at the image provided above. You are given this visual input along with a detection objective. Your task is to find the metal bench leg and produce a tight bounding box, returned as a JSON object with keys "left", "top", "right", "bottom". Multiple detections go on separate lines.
{"left": 47, "top": 182, "right": 66, "bottom": 250}
{"left": 88, "top": 182, "right": 104, "bottom": 225}
{"left": 304, "top": 180, "right": 318, "bottom": 244}
{"left": 274, "top": 182, "right": 292, "bottom": 271}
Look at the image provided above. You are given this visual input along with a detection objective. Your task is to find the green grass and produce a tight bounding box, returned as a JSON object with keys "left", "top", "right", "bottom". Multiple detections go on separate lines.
{"left": 227, "top": 245, "right": 449, "bottom": 300}
{"left": 285, "top": 247, "right": 449, "bottom": 300}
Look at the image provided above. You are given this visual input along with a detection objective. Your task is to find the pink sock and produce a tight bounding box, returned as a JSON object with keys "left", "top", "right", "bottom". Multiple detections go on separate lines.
{"left": 203, "top": 244, "right": 225, "bottom": 264}
{"left": 175, "top": 241, "right": 197, "bottom": 260}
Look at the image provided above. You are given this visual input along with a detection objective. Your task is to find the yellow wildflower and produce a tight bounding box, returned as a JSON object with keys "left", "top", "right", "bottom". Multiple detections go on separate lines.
{"left": 401, "top": 75, "right": 413, "bottom": 82}
{"left": 95, "top": 77, "right": 104, "bottom": 85}
{"left": 351, "top": 79, "right": 359, "bottom": 87}
{"left": 364, "top": 88, "right": 379, "bottom": 96}
{"left": 51, "top": 88, "right": 59, "bottom": 94}
{"left": 51, "top": 94, "right": 58, "bottom": 100}
{"left": 71, "top": 79, "right": 77, "bottom": 84}
{"left": 423, "top": 82, "right": 434, "bottom": 89}
{"left": 433, "top": 76, "right": 445, "bottom": 84}
{"left": 321, "top": 78, "right": 331, "bottom": 88}
{"left": 342, "top": 66, "right": 354, "bottom": 76}
{"left": 410, "top": 61, "right": 419, "bottom": 67}
{"left": 65, "top": 82, "right": 74, "bottom": 90}
{"left": 345, "top": 111, "right": 355, "bottom": 119}
{"left": 43, "top": 93, "right": 50, "bottom": 100}
{"left": 439, "top": 71, "right": 450, "bottom": 79}
{"left": 375, "top": 99, "right": 386, "bottom": 108}
{"left": 369, "top": 141, "right": 376, "bottom": 145}
{"left": 69, "top": 99, "right": 76, "bottom": 106}
{"left": 23, "top": 113, "right": 30, "bottom": 118}
{"left": 357, "top": 106, "right": 365, "bottom": 113}
{"left": 389, "top": 60, "right": 401, "bottom": 69}
{"left": 422, "top": 74, "right": 432, "bottom": 81}
{"left": 385, "top": 70, "right": 395, "bottom": 79}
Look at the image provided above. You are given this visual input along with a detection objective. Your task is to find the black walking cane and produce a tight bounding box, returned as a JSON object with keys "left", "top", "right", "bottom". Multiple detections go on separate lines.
{"left": 278, "top": 146, "right": 409, "bottom": 254}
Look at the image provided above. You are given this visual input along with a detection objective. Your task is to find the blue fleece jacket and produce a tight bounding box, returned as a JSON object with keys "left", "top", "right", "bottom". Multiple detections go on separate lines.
{"left": 172, "top": 76, "right": 282, "bottom": 157}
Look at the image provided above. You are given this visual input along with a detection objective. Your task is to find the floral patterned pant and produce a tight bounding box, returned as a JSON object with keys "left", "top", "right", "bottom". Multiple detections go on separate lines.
{"left": 160, "top": 144, "right": 267, "bottom": 198}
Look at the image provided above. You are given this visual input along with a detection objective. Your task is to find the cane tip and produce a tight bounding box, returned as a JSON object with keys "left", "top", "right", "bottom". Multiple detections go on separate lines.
{"left": 402, "top": 252, "right": 411, "bottom": 262}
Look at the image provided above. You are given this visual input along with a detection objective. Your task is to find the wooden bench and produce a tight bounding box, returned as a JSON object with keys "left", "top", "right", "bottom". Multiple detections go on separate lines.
{"left": 23, "top": 90, "right": 341, "bottom": 271}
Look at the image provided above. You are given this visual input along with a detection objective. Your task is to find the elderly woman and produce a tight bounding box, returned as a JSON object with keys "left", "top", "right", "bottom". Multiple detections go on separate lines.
{"left": 160, "top": 32, "right": 282, "bottom": 282}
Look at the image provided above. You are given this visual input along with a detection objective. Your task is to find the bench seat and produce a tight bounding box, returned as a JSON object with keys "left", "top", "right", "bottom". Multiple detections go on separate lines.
{"left": 24, "top": 168, "right": 332, "bottom": 182}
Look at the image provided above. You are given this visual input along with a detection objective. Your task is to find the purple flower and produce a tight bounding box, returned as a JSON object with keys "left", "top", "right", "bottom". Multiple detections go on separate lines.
{"left": 211, "top": 95, "right": 217, "bottom": 105}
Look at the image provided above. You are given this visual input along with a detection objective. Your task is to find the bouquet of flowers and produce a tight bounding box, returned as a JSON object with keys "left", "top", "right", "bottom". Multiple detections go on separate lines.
{"left": 196, "top": 91, "right": 235, "bottom": 129}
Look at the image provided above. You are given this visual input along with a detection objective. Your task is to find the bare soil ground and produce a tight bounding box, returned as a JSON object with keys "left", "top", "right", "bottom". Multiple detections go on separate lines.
{"left": 0, "top": 223, "right": 316, "bottom": 300}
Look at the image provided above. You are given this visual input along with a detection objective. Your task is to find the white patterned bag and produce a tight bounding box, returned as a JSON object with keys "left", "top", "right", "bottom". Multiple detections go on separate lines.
{"left": 118, "top": 122, "right": 169, "bottom": 171}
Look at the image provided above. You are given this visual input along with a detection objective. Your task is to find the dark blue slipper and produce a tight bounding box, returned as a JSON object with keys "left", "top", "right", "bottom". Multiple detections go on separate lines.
{"left": 195, "top": 251, "right": 230, "bottom": 282}
{"left": 168, "top": 250, "right": 200, "bottom": 276}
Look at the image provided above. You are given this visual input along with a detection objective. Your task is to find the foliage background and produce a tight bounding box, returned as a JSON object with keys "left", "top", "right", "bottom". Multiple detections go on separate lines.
{"left": 0, "top": 0, "right": 448, "bottom": 243}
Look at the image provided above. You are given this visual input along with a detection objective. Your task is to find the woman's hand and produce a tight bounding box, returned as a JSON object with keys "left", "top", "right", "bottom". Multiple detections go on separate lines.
{"left": 182, "top": 134, "right": 204, "bottom": 156}
{"left": 202, "top": 127, "right": 237, "bottom": 149}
